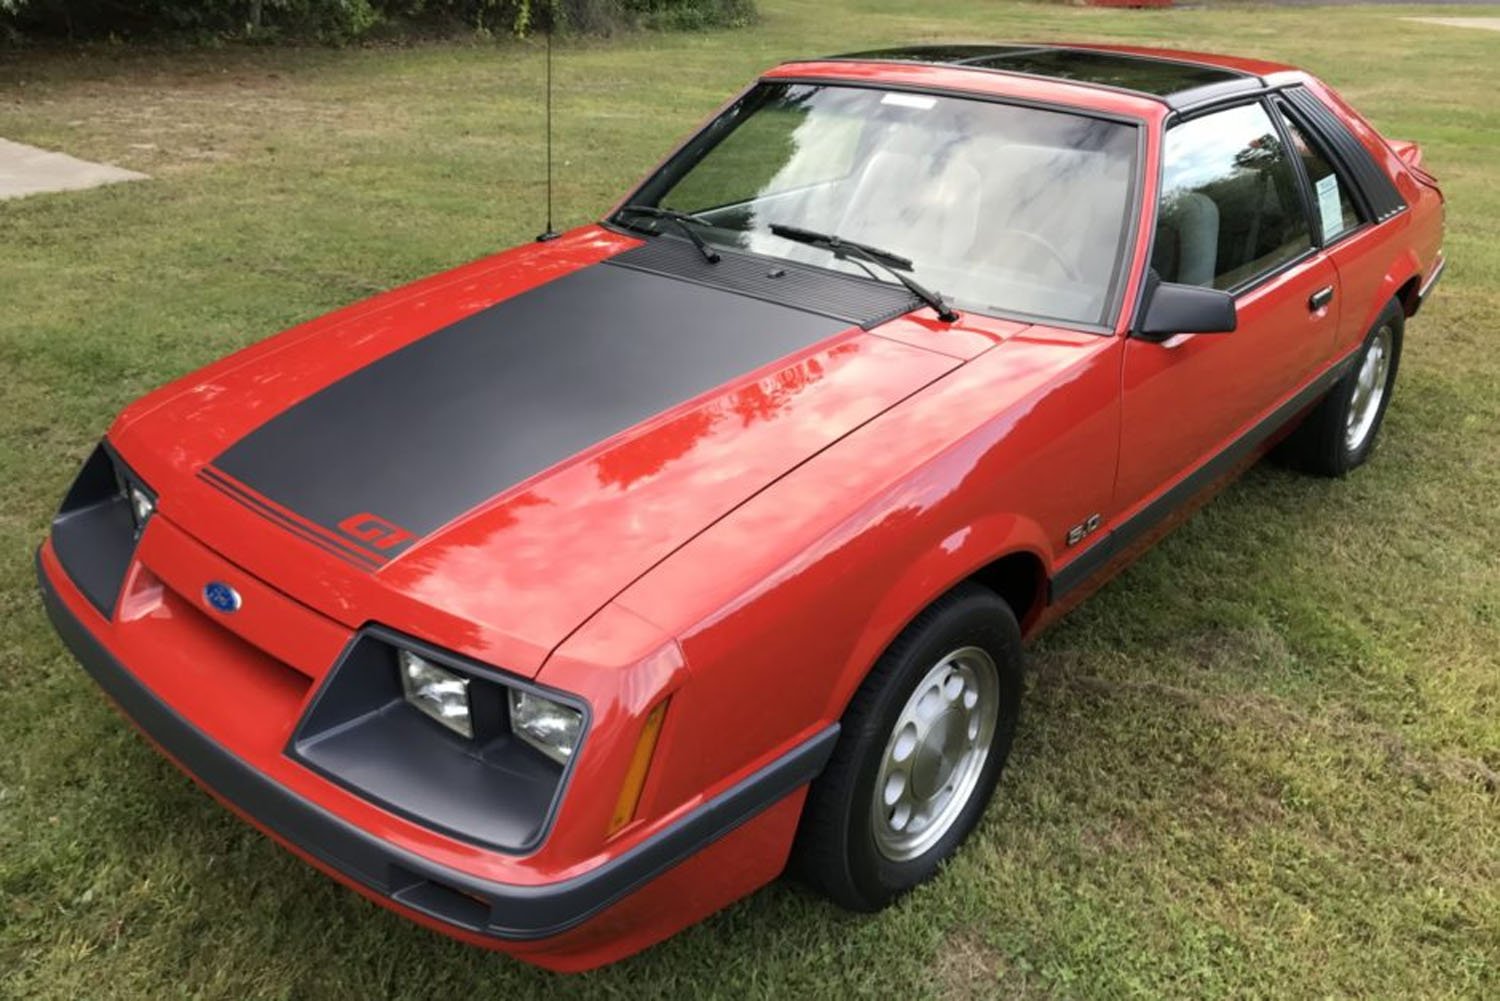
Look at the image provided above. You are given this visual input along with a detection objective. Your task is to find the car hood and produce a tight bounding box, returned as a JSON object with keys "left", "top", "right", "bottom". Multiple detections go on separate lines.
{"left": 110, "top": 228, "right": 965, "bottom": 676}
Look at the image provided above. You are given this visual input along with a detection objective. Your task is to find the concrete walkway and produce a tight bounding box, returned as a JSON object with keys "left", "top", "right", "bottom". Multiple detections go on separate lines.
{"left": 1402, "top": 16, "right": 1500, "bottom": 30}
{"left": 0, "top": 138, "right": 148, "bottom": 200}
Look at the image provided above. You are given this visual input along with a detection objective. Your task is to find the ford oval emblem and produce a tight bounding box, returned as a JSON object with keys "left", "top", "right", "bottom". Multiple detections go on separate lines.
{"left": 204, "top": 581, "right": 242, "bottom": 614}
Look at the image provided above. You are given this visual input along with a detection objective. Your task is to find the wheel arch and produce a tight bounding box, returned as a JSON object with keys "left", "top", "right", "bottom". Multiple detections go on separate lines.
{"left": 820, "top": 512, "right": 1052, "bottom": 723}
{"left": 967, "top": 550, "right": 1049, "bottom": 631}
{"left": 1360, "top": 248, "right": 1423, "bottom": 335}
{"left": 1394, "top": 273, "right": 1422, "bottom": 318}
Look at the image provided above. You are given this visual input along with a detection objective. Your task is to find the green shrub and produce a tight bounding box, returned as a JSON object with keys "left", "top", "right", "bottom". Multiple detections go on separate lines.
{"left": 622, "top": 0, "right": 756, "bottom": 31}
{"left": 0, "top": 0, "right": 755, "bottom": 43}
{"left": 2, "top": 0, "right": 381, "bottom": 41}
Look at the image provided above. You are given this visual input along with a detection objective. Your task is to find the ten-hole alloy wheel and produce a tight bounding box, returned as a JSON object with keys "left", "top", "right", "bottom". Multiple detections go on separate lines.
{"left": 1277, "top": 299, "right": 1405, "bottom": 477}
{"left": 869, "top": 645, "right": 1000, "bottom": 862}
{"left": 794, "top": 583, "right": 1024, "bottom": 911}
{"left": 1344, "top": 320, "right": 1395, "bottom": 455}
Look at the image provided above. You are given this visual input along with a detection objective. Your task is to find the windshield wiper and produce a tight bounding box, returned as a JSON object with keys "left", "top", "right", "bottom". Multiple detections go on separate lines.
{"left": 769, "top": 223, "right": 957, "bottom": 322}
{"left": 616, "top": 205, "right": 720, "bottom": 264}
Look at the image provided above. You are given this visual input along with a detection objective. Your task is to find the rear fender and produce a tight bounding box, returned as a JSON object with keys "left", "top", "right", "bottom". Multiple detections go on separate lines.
{"left": 1368, "top": 250, "right": 1423, "bottom": 329}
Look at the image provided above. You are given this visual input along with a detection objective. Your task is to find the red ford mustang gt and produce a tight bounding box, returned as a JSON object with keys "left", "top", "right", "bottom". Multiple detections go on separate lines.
{"left": 38, "top": 43, "right": 1444, "bottom": 970}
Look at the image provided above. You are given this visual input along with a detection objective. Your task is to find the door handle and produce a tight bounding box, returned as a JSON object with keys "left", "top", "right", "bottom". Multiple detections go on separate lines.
{"left": 1309, "top": 285, "right": 1335, "bottom": 312}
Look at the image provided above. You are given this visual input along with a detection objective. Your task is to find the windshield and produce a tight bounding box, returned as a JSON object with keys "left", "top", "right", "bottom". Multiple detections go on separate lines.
{"left": 621, "top": 82, "right": 1140, "bottom": 328}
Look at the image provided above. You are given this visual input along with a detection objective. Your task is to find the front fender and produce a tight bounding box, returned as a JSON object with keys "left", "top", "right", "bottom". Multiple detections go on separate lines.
{"left": 613, "top": 329, "right": 1121, "bottom": 818}
{"left": 834, "top": 513, "right": 1051, "bottom": 718}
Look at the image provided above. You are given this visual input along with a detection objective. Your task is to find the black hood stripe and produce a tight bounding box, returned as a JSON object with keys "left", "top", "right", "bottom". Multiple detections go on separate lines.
{"left": 209, "top": 260, "right": 859, "bottom": 567}
{"left": 200, "top": 467, "right": 383, "bottom": 570}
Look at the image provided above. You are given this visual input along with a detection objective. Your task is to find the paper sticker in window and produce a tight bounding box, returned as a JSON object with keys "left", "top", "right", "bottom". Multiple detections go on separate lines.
{"left": 880, "top": 92, "right": 937, "bottom": 110}
{"left": 1315, "top": 173, "right": 1344, "bottom": 239}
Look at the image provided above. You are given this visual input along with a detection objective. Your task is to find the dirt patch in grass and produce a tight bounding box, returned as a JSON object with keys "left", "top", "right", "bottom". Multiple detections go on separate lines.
{"left": 933, "top": 928, "right": 1051, "bottom": 1001}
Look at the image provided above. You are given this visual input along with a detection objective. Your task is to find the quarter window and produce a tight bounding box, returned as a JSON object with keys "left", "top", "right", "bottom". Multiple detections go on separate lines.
{"left": 1152, "top": 103, "right": 1312, "bottom": 291}
{"left": 1275, "top": 104, "right": 1361, "bottom": 243}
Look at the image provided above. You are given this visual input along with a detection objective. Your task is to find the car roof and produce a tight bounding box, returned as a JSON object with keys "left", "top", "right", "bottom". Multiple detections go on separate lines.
{"left": 776, "top": 42, "right": 1299, "bottom": 114}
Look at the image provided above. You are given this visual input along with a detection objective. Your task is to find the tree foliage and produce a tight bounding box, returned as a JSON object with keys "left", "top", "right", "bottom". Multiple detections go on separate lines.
{"left": 0, "top": 0, "right": 756, "bottom": 43}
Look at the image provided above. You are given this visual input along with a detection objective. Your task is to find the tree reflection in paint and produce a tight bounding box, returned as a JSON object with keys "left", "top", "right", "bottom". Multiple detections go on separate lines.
{"left": 592, "top": 342, "right": 856, "bottom": 491}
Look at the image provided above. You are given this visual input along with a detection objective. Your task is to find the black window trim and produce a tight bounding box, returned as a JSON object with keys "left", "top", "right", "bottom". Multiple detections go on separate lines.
{"left": 1280, "top": 85, "right": 1407, "bottom": 224}
{"left": 608, "top": 76, "right": 1150, "bottom": 337}
{"left": 1168, "top": 82, "right": 1407, "bottom": 227}
{"left": 1264, "top": 94, "right": 1326, "bottom": 249}
{"left": 1268, "top": 94, "right": 1375, "bottom": 249}
{"left": 1131, "top": 95, "right": 1324, "bottom": 334}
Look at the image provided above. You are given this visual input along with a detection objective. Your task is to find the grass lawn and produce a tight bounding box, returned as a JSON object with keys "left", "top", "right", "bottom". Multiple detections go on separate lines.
{"left": 2, "top": 2, "right": 1497, "bottom": 997}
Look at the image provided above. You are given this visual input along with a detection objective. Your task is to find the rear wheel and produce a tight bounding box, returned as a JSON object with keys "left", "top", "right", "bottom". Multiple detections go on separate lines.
{"left": 792, "top": 583, "right": 1023, "bottom": 911}
{"left": 1275, "top": 300, "right": 1403, "bottom": 476}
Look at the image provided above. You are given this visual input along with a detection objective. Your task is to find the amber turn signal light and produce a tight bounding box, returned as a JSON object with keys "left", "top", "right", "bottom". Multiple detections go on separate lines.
{"left": 607, "top": 700, "right": 669, "bottom": 836}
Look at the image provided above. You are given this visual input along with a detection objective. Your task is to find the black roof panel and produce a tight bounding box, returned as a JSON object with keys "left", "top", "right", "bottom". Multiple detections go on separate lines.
{"left": 832, "top": 44, "right": 1251, "bottom": 100}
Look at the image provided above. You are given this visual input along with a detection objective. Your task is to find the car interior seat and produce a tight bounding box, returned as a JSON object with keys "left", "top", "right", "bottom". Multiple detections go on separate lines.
{"left": 1152, "top": 191, "right": 1220, "bottom": 288}
{"left": 835, "top": 149, "right": 983, "bottom": 263}
{"left": 964, "top": 143, "right": 1132, "bottom": 279}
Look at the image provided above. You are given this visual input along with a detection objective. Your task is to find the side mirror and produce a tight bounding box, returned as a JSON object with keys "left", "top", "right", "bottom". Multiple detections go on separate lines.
{"left": 1136, "top": 275, "right": 1237, "bottom": 340}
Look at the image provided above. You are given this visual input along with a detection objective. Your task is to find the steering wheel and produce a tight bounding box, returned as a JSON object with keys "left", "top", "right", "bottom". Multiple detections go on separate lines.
{"left": 994, "top": 229, "right": 1082, "bottom": 284}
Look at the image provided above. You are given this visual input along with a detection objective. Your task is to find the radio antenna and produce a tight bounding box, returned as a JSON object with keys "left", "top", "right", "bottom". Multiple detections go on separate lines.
{"left": 536, "top": 16, "right": 560, "bottom": 242}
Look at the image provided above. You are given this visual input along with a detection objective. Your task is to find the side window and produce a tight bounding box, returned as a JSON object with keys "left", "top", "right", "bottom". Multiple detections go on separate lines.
{"left": 1274, "top": 103, "right": 1361, "bottom": 243}
{"left": 1152, "top": 103, "right": 1312, "bottom": 291}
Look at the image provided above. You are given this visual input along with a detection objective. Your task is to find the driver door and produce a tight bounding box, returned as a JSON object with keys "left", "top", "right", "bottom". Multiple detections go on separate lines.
{"left": 1116, "top": 101, "right": 1340, "bottom": 513}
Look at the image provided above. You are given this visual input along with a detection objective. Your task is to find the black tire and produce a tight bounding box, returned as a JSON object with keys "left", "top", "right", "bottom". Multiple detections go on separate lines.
{"left": 1275, "top": 299, "right": 1404, "bottom": 477}
{"left": 792, "top": 583, "right": 1023, "bottom": 912}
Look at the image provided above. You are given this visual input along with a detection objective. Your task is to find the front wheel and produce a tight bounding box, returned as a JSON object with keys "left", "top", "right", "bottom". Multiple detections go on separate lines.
{"left": 1276, "top": 300, "right": 1403, "bottom": 477}
{"left": 792, "top": 583, "right": 1023, "bottom": 912}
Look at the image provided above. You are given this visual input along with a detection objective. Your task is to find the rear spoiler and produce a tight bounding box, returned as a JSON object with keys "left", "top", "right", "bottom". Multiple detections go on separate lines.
{"left": 1390, "top": 138, "right": 1443, "bottom": 194}
{"left": 1389, "top": 139, "right": 1424, "bottom": 170}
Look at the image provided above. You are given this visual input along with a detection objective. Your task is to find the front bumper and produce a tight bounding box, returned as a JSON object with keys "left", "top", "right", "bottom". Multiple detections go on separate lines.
{"left": 37, "top": 545, "right": 837, "bottom": 950}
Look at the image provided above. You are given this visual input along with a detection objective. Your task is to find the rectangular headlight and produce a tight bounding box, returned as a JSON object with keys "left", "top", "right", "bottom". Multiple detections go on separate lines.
{"left": 509, "top": 689, "right": 582, "bottom": 764}
{"left": 127, "top": 484, "right": 155, "bottom": 533}
{"left": 398, "top": 649, "right": 473, "bottom": 738}
{"left": 107, "top": 454, "right": 155, "bottom": 536}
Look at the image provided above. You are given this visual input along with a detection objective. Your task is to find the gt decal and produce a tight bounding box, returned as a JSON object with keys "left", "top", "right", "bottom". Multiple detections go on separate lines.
{"left": 338, "top": 512, "right": 415, "bottom": 551}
